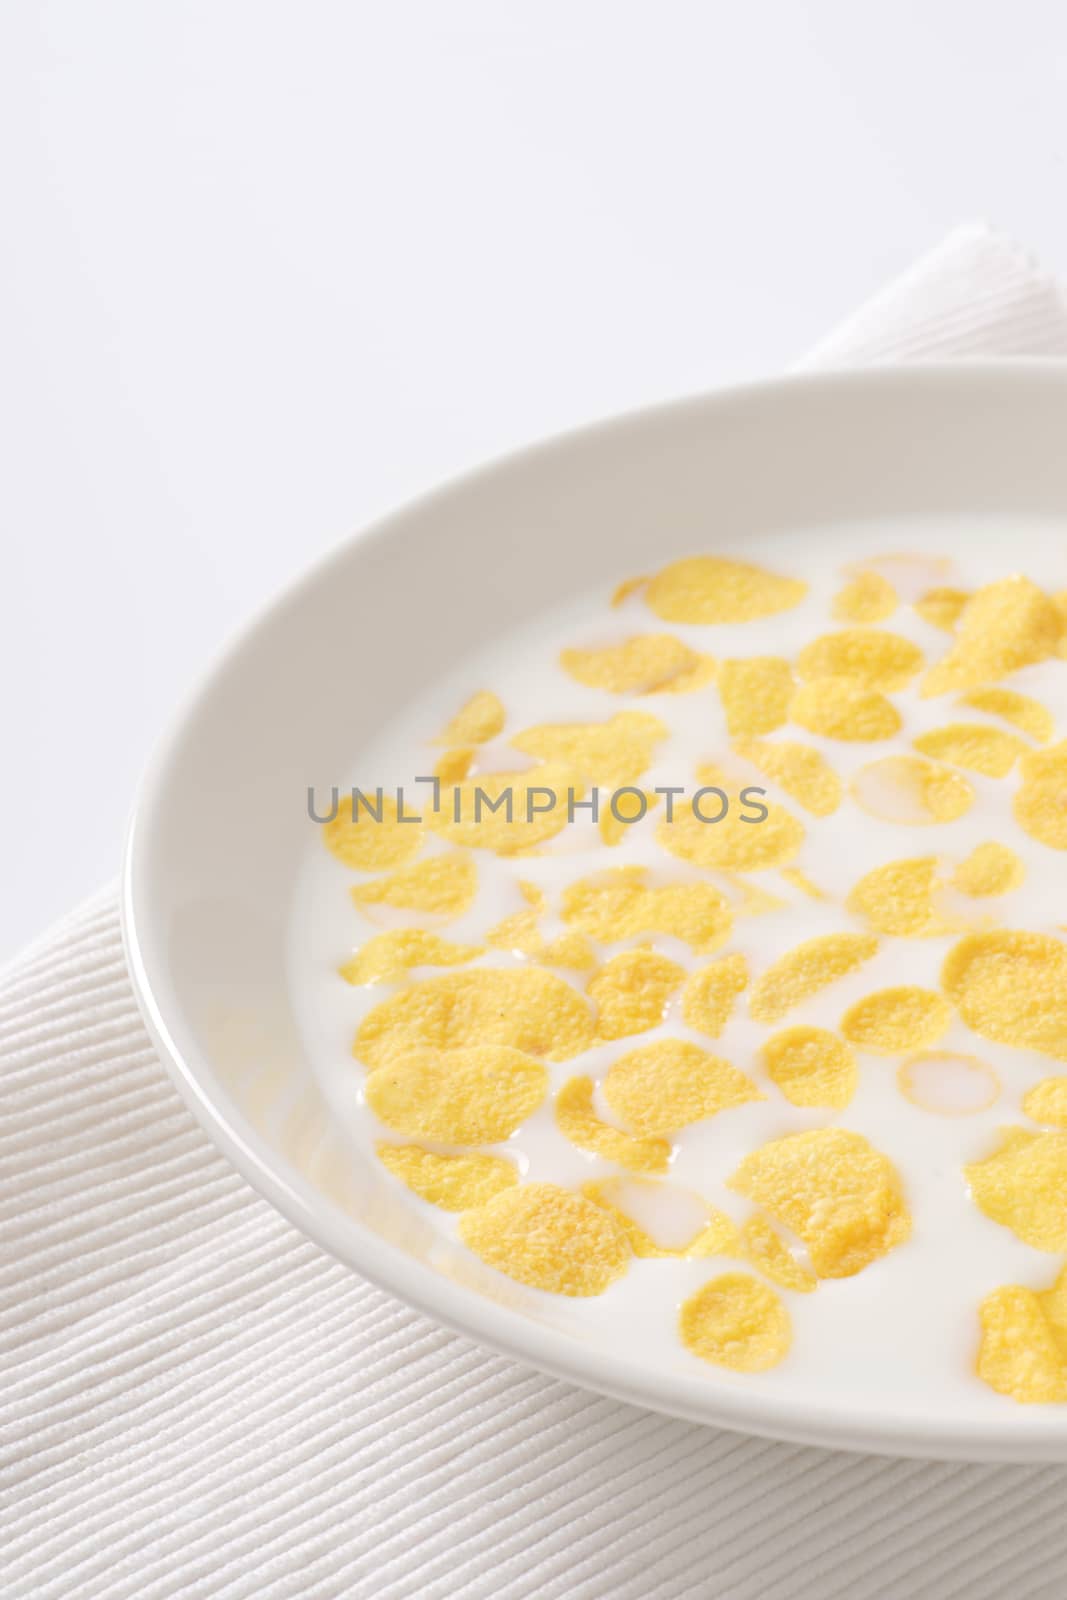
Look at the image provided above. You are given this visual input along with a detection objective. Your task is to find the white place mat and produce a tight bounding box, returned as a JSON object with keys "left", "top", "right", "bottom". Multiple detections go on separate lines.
{"left": 6, "top": 225, "right": 1067, "bottom": 1600}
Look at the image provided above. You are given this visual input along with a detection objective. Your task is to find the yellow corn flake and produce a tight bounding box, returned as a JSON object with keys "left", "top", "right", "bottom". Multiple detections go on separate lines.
{"left": 966, "top": 1128, "right": 1067, "bottom": 1251}
{"left": 582, "top": 1177, "right": 739, "bottom": 1259}
{"left": 738, "top": 1214, "right": 818, "bottom": 1293}
{"left": 679, "top": 1272, "right": 791, "bottom": 1372}
{"left": 376, "top": 1143, "right": 518, "bottom": 1210}
{"left": 510, "top": 711, "right": 667, "bottom": 787}
{"left": 913, "top": 723, "right": 1028, "bottom": 778}
{"left": 682, "top": 953, "right": 749, "bottom": 1038}
{"left": 611, "top": 574, "right": 648, "bottom": 608}
{"left": 789, "top": 677, "right": 902, "bottom": 742}
{"left": 923, "top": 576, "right": 1063, "bottom": 695}
{"left": 952, "top": 841, "right": 1024, "bottom": 898}
{"left": 555, "top": 1077, "right": 670, "bottom": 1173}
{"left": 560, "top": 635, "right": 715, "bottom": 696}
{"left": 459, "top": 1183, "right": 631, "bottom": 1297}
{"left": 351, "top": 851, "right": 477, "bottom": 919}
{"left": 339, "top": 931, "right": 483, "bottom": 985}
{"left": 748, "top": 933, "right": 879, "bottom": 1024}
{"left": 780, "top": 867, "right": 824, "bottom": 899}
{"left": 365, "top": 1045, "right": 547, "bottom": 1143}
{"left": 323, "top": 793, "right": 422, "bottom": 871}
{"left": 485, "top": 907, "right": 597, "bottom": 972}
{"left": 942, "top": 930, "right": 1067, "bottom": 1061}
{"left": 437, "top": 690, "right": 505, "bottom": 746}
{"left": 426, "top": 764, "right": 574, "bottom": 855}
{"left": 915, "top": 586, "right": 969, "bottom": 631}
{"left": 898, "top": 1051, "right": 999, "bottom": 1117}
{"left": 735, "top": 738, "right": 841, "bottom": 817}
{"left": 730, "top": 1128, "right": 911, "bottom": 1278}
{"left": 434, "top": 747, "right": 474, "bottom": 783}
{"left": 645, "top": 555, "right": 807, "bottom": 625}
{"left": 1023, "top": 1078, "right": 1067, "bottom": 1128}
{"left": 717, "top": 657, "right": 794, "bottom": 738}
{"left": 561, "top": 867, "right": 733, "bottom": 955}
{"left": 960, "top": 687, "right": 1053, "bottom": 745}
{"left": 761, "top": 1025, "right": 857, "bottom": 1109}
{"left": 850, "top": 755, "right": 975, "bottom": 825}
{"left": 657, "top": 796, "right": 804, "bottom": 874}
{"left": 841, "top": 986, "right": 951, "bottom": 1055}
{"left": 725, "top": 875, "right": 788, "bottom": 918}
{"left": 354, "top": 966, "right": 595, "bottom": 1070}
{"left": 848, "top": 855, "right": 952, "bottom": 938}
{"left": 1014, "top": 742, "right": 1067, "bottom": 851}
{"left": 977, "top": 1268, "right": 1067, "bottom": 1403}
{"left": 588, "top": 949, "right": 685, "bottom": 1040}
{"left": 796, "top": 629, "right": 923, "bottom": 692}
{"left": 599, "top": 789, "right": 659, "bottom": 847}
{"left": 603, "top": 1040, "right": 762, "bottom": 1136}
{"left": 832, "top": 571, "right": 897, "bottom": 624}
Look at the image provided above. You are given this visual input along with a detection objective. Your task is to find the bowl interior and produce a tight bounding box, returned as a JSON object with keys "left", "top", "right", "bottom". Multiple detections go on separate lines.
{"left": 125, "top": 364, "right": 1067, "bottom": 1458}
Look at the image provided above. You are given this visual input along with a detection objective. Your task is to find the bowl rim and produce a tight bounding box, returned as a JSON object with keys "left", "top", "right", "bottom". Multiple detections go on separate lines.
{"left": 123, "top": 359, "right": 1067, "bottom": 1461}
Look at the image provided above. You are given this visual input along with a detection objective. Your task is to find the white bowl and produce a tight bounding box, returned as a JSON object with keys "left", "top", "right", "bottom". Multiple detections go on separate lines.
{"left": 124, "top": 363, "right": 1067, "bottom": 1461}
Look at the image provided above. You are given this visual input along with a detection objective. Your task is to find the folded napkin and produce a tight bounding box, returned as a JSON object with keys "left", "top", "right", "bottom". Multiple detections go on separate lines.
{"left": 6, "top": 225, "right": 1067, "bottom": 1600}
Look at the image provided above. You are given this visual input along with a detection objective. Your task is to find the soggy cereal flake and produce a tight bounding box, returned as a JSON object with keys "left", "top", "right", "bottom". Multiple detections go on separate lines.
{"left": 1023, "top": 1078, "right": 1067, "bottom": 1128}
{"left": 645, "top": 555, "right": 808, "bottom": 625}
{"left": 351, "top": 851, "right": 477, "bottom": 918}
{"left": 833, "top": 571, "right": 897, "bottom": 624}
{"left": 841, "top": 986, "right": 951, "bottom": 1055}
{"left": 730, "top": 1128, "right": 911, "bottom": 1278}
{"left": 377, "top": 1144, "right": 518, "bottom": 1210}
{"left": 682, "top": 953, "right": 749, "bottom": 1038}
{"left": 460, "top": 1183, "right": 631, "bottom": 1296}
{"left": 582, "top": 1178, "right": 738, "bottom": 1259}
{"left": 966, "top": 1128, "right": 1067, "bottom": 1251}
{"left": 734, "top": 739, "right": 842, "bottom": 817}
{"left": 339, "top": 931, "right": 483, "bottom": 985}
{"left": 679, "top": 1272, "right": 790, "bottom": 1371}
{"left": 599, "top": 789, "right": 659, "bottom": 847}
{"left": 762, "top": 1025, "right": 857, "bottom": 1109}
{"left": 561, "top": 868, "right": 733, "bottom": 954}
{"left": 915, "top": 587, "right": 970, "bottom": 631}
{"left": 848, "top": 856, "right": 951, "bottom": 938}
{"left": 604, "top": 1040, "right": 761, "bottom": 1135}
{"left": 485, "top": 905, "right": 597, "bottom": 971}
{"left": 922, "top": 576, "right": 1063, "bottom": 695}
{"left": 355, "top": 967, "right": 595, "bottom": 1070}
{"left": 657, "top": 795, "right": 804, "bottom": 873}
{"left": 961, "top": 687, "right": 1053, "bottom": 745}
{"left": 738, "top": 1214, "right": 817, "bottom": 1293}
{"left": 780, "top": 867, "right": 824, "bottom": 899}
{"left": 898, "top": 1052, "right": 999, "bottom": 1116}
{"left": 560, "top": 635, "right": 715, "bottom": 695}
{"left": 789, "top": 677, "right": 901, "bottom": 742}
{"left": 510, "top": 711, "right": 667, "bottom": 787}
{"left": 796, "top": 629, "right": 923, "bottom": 692}
{"left": 555, "top": 1077, "right": 670, "bottom": 1173}
{"left": 913, "top": 723, "right": 1028, "bottom": 778}
{"left": 323, "top": 793, "right": 422, "bottom": 871}
{"left": 850, "top": 754, "right": 975, "bottom": 825}
{"left": 977, "top": 1268, "right": 1067, "bottom": 1403}
{"left": 942, "top": 930, "right": 1067, "bottom": 1060}
{"left": 717, "top": 657, "right": 794, "bottom": 738}
{"left": 427, "top": 764, "right": 575, "bottom": 854}
{"left": 1014, "top": 742, "right": 1067, "bottom": 850}
{"left": 748, "top": 933, "right": 879, "bottom": 1024}
{"left": 952, "top": 841, "right": 1024, "bottom": 898}
{"left": 438, "top": 690, "right": 505, "bottom": 746}
{"left": 434, "top": 748, "right": 475, "bottom": 783}
{"left": 365, "top": 1045, "right": 547, "bottom": 1143}
{"left": 588, "top": 949, "right": 686, "bottom": 1040}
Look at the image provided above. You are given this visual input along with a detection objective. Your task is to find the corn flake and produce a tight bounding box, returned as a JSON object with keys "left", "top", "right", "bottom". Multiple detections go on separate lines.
{"left": 682, "top": 953, "right": 749, "bottom": 1038}
{"left": 588, "top": 948, "right": 685, "bottom": 1040}
{"left": 426, "top": 764, "right": 575, "bottom": 854}
{"left": 952, "top": 841, "right": 1024, "bottom": 898}
{"left": 717, "top": 657, "right": 794, "bottom": 738}
{"left": 560, "top": 635, "right": 715, "bottom": 695}
{"left": 460, "top": 1183, "right": 631, "bottom": 1296}
{"left": 942, "top": 930, "right": 1067, "bottom": 1061}
{"left": 796, "top": 629, "right": 923, "bottom": 692}
{"left": 923, "top": 576, "right": 1063, "bottom": 695}
{"left": 351, "top": 851, "right": 477, "bottom": 918}
{"left": 657, "top": 796, "right": 804, "bottom": 873}
{"left": 438, "top": 690, "right": 505, "bottom": 746}
{"left": 913, "top": 723, "right": 1028, "bottom": 778}
{"left": 599, "top": 789, "right": 659, "bottom": 847}
{"left": 1023, "top": 1078, "right": 1067, "bottom": 1128}
{"left": 582, "top": 1177, "right": 738, "bottom": 1259}
{"left": 848, "top": 856, "right": 951, "bottom": 938}
{"left": 748, "top": 933, "right": 879, "bottom": 1024}
{"left": 561, "top": 867, "right": 733, "bottom": 954}
{"left": 730, "top": 1128, "right": 911, "bottom": 1278}
{"left": 966, "top": 1128, "right": 1067, "bottom": 1251}
{"left": 735, "top": 739, "right": 842, "bottom": 817}
{"left": 645, "top": 556, "right": 807, "bottom": 625}
{"left": 833, "top": 571, "right": 897, "bottom": 624}
{"left": 790, "top": 677, "right": 901, "bottom": 742}
{"left": 679, "top": 1272, "right": 791, "bottom": 1371}
{"left": 604, "top": 1040, "right": 761, "bottom": 1136}
{"left": 510, "top": 711, "right": 667, "bottom": 787}
{"left": 1014, "top": 742, "right": 1067, "bottom": 850}
{"left": 340, "top": 931, "right": 483, "bottom": 985}
{"left": 915, "top": 587, "right": 969, "bottom": 631}
{"left": 365, "top": 1044, "right": 547, "bottom": 1143}
{"left": 960, "top": 687, "right": 1053, "bottom": 744}
{"left": 841, "top": 986, "right": 951, "bottom": 1054}
{"left": 377, "top": 1144, "right": 518, "bottom": 1210}
{"left": 978, "top": 1267, "right": 1067, "bottom": 1403}
{"left": 738, "top": 1214, "right": 818, "bottom": 1293}
{"left": 555, "top": 1077, "right": 670, "bottom": 1173}
{"left": 850, "top": 755, "right": 975, "bottom": 825}
{"left": 762, "top": 1025, "right": 857, "bottom": 1109}
{"left": 323, "top": 793, "right": 422, "bottom": 871}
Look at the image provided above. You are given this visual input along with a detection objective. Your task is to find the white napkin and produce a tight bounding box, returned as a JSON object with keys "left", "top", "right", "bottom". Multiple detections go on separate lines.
{"left": 6, "top": 224, "right": 1067, "bottom": 1600}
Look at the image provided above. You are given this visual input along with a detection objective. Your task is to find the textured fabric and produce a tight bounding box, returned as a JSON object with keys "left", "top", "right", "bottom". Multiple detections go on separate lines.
{"left": 6, "top": 226, "right": 1067, "bottom": 1600}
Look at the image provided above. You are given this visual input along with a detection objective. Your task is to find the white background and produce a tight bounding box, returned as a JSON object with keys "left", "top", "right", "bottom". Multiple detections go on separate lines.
{"left": 3, "top": 0, "right": 1067, "bottom": 961}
